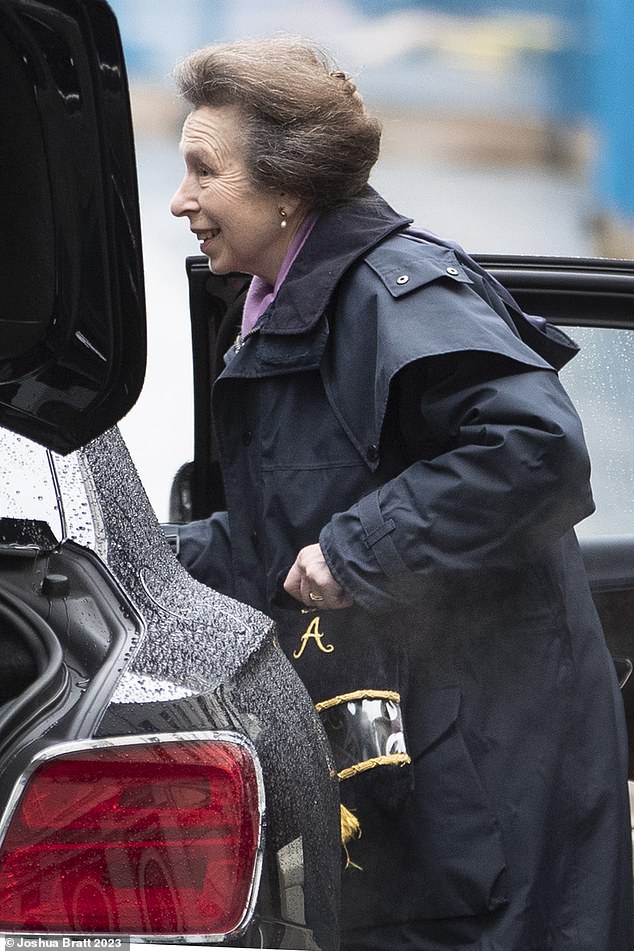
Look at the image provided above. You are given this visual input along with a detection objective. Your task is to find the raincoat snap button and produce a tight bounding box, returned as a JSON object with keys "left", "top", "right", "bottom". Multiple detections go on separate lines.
{"left": 396, "top": 274, "right": 409, "bottom": 285}
{"left": 367, "top": 444, "right": 380, "bottom": 463}
{"left": 242, "top": 430, "right": 253, "bottom": 446}
{"left": 446, "top": 266, "right": 460, "bottom": 276}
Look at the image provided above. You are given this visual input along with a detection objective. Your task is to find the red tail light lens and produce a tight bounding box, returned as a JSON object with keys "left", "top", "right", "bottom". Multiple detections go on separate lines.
{"left": 0, "top": 732, "right": 263, "bottom": 938}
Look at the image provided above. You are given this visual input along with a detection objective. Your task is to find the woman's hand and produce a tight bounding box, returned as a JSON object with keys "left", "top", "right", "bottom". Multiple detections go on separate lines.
{"left": 284, "top": 543, "right": 353, "bottom": 610}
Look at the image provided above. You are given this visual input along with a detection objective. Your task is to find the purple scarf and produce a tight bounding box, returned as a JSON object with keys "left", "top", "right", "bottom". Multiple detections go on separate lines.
{"left": 241, "top": 211, "right": 319, "bottom": 337}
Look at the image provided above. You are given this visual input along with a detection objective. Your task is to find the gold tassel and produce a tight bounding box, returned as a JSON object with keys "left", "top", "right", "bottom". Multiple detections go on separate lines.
{"left": 340, "top": 803, "right": 361, "bottom": 844}
{"left": 340, "top": 804, "right": 363, "bottom": 870}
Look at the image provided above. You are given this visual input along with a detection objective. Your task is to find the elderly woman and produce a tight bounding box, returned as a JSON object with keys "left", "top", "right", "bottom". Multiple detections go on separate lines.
{"left": 170, "top": 38, "right": 632, "bottom": 951}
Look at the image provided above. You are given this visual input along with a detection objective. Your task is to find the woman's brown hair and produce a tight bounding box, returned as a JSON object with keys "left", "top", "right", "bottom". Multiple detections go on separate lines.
{"left": 173, "top": 37, "right": 381, "bottom": 208}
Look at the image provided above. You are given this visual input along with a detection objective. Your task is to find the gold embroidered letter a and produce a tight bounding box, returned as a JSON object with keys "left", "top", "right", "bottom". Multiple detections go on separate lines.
{"left": 293, "top": 616, "right": 335, "bottom": 659}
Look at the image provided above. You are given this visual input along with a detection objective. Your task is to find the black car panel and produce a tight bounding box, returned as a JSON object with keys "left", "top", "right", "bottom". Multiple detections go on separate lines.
{"left": 0, "top": 0, "right": 145, "bottom": 453}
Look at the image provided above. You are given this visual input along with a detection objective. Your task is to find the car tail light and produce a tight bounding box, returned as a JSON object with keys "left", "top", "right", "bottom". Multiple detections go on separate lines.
{"left": 0, "top": 732, "right": 263, "bottom": 939}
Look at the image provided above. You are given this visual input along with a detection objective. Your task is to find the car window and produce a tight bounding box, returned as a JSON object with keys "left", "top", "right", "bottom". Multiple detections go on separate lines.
{"left": 559, "top": 326, "right": 634, "bottom": 537}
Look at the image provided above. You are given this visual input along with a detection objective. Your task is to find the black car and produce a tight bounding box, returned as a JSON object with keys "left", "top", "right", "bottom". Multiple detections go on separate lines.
{"left": 0, "top": 1, "right": 339, "bottom": 947}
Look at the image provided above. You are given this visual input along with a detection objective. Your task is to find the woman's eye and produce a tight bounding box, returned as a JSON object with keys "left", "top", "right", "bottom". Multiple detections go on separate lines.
{"left": 197, "top": 164, "right": 213, "bottom": 177}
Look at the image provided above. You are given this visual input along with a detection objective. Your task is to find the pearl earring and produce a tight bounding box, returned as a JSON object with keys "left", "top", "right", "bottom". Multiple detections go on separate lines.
{"left": 279, "top": 208, "right": 288, "bottom": 229}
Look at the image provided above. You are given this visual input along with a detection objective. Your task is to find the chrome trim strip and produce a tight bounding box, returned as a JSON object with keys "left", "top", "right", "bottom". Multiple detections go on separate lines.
{"left": 0, "top": 729, "right": 266, "bottom": 944}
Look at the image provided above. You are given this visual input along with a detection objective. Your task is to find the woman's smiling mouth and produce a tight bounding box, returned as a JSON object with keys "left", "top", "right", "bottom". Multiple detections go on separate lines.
{"left": 195, "top": 229, "right": 221, "bottom": 253}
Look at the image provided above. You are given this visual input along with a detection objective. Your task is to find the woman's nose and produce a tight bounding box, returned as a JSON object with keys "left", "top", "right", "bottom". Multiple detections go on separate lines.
{"left": 170, "top": 178, "right": 197, "bottom": 218}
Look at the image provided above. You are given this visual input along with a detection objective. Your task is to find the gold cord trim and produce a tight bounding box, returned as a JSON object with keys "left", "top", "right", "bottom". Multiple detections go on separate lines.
{"left": 337, "top": 752, "right": 411, "bottom": 781}
{"left": 315, "top": 689, "right": 401, "bottom": 713}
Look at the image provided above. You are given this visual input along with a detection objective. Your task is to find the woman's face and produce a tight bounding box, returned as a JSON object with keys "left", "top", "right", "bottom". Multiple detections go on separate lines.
{"left": 170, "top": 105, "right": 294, "bottom": 284}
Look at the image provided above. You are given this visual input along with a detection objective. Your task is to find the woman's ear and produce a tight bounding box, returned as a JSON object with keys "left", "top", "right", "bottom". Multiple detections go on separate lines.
{"left": 279, "top": 191, "right": 305, "bottom": 219}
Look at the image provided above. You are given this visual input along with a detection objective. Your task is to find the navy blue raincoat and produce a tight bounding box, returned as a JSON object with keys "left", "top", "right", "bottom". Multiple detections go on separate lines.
{"left": 179, "top": 190, "right": 632, "bottom": 951}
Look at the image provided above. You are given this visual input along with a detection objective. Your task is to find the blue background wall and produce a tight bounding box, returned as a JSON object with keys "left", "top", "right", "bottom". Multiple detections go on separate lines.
{"left": 590, "top": 0, "right": 634, "bottom": 223}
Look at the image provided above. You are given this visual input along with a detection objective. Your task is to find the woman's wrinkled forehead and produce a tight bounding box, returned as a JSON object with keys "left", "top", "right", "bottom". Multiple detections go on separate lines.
{"left": 179, "top": 104, "right": 247, "bottom": 163}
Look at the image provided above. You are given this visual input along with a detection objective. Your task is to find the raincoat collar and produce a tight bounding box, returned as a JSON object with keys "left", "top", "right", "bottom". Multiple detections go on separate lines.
{"left": 258, "top": 186, "right": 412, "bottom": 336}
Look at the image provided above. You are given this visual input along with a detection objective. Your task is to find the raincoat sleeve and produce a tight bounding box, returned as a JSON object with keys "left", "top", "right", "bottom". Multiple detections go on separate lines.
{"left": 319, "top": 351, "right": 595, "bottom": 615}
{"left": 177, "top": 510, "right": 235, "bottom": 597}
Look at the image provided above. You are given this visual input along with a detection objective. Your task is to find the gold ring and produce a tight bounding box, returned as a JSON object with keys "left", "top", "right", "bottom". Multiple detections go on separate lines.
{"left": 309, "top": 592, "right": 324, "bottom": 602}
